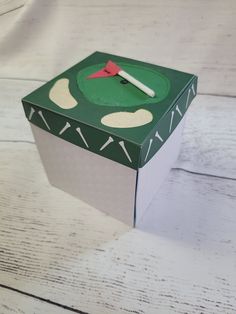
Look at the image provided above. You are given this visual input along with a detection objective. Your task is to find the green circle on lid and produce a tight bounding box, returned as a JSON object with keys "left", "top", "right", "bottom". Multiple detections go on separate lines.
{"left": 77, "top": 62, "right": 170, "bottom": 107}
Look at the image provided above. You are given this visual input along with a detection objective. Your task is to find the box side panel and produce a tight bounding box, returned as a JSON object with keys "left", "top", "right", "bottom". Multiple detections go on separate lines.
{"left": 135, "top": 116, "right": 186, "bottom": 225}
{"left": 31, "top": 124, "right": 137, "bottom": 226}
{"left": 139, "top": 76, "right": 197, "bottom": 167}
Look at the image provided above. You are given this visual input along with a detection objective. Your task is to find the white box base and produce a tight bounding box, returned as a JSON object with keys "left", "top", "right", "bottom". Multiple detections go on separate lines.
{"left": 135, "top": 117, "right": 185, "bottom": 223}
{"left": 31, "top": 117, "right": 185, "bottom": 226}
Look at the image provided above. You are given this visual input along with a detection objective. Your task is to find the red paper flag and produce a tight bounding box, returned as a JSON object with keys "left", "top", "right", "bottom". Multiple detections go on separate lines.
{"left": 87, "top": 60, "right": 121, "bottom": 79}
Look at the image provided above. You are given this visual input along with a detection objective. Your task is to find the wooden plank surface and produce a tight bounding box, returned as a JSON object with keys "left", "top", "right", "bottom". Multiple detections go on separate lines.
{"left": 0, "top": 79, "right": 236, "bottom": 313}
{"left": 0, "top": 0, "right": 236, "bottom": 96}
{"left": 0, "top": 287, "right": 72, "bottom": 314}
{"left": 0, "top": 0, "right": 25, "bottom": 16}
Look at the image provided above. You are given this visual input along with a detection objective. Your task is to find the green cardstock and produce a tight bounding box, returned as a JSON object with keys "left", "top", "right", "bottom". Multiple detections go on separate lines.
{"left": 22, "top": 51, "right": 198, "bottom": 170}
{"left": 77, "top": 62, "right": 170, "bottom": 107}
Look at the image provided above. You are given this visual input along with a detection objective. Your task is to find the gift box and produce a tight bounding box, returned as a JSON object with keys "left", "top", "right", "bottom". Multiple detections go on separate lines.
{"left": 22, "top": 52, "right": 197, "bottom": 226}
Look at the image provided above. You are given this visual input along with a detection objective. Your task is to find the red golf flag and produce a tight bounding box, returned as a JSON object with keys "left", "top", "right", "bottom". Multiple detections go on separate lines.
{"left": 87, "top": 61, "right": 121, "bottom": 79}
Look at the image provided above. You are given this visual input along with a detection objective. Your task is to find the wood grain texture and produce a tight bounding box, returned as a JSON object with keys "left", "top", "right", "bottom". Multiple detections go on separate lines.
{"left": 0, "top": 0, "right": 236, "bottom": 95}
{"left": 0, "top": 0, "right": 25, "bottom": 16}
{"left": 0, "top": 287, "right": 71, "bottom": 314}
{"left": 177, "top": 94, "right": 236, "bottom": 179}
{"left": 0, "top": 79, "right": 236, "bottom": 313}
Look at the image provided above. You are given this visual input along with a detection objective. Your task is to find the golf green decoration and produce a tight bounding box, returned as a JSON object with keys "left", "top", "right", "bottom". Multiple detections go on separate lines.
{"left": 22, "top": 51, "right": 198, "bottom": 170}
{"left": 77, "top": 62, "right": 170, "bottom": 107}
{"left": 87, "top": 60, "right": 156, "bottom": 97}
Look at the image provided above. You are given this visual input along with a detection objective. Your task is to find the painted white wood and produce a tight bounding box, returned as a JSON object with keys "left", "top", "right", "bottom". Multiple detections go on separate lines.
{"left": 0, "top": 288, "right": 68, "bottom": 314}
{"left": 0, "top": 0, "right": 235, "bottom": 95}
{"left": 176, "top": 94, "right": 236, "bottom": 179}
{"left": 0, "top": 0, "right": 24, "bottom": 16}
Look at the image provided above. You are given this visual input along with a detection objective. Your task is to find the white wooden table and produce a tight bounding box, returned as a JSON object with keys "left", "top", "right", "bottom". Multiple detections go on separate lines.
{"left": 0, "top": 1, "right": 236, "bottom": 313}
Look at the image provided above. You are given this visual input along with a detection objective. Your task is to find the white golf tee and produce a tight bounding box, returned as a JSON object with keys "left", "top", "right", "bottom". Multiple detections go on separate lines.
{"left": 118, "top": 70, "right": 156, "bottom": 98}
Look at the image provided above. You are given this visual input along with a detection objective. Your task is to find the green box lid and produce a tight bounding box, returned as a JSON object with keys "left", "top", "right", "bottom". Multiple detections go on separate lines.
{"left": 22, "top": 51, "right": 197, "bottom": 170}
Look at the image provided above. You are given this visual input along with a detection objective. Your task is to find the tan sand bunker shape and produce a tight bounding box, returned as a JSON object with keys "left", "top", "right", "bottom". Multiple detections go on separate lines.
{"left": 101, "top": 109, "right": 153, "bottom": 128}
{"left": 49, "top": 78, "right": 77, "bottom": 109}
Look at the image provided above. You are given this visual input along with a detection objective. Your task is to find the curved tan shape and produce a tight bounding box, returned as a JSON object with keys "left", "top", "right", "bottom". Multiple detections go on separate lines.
{"left": 101, "top": 109, "right": 153, "bottom": 128}
{"left": 49, "top": 78, "right": 77, "bottom": 109}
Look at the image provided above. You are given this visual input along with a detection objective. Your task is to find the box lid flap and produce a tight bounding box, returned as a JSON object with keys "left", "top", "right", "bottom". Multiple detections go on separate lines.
{"left": 22, "top": 51, "right": 197, "bottom": 169}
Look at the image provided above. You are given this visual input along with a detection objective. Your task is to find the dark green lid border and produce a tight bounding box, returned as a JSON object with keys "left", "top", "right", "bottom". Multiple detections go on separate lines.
{"left": 22, "top": 75, "right": 197, "bottom": 170}
{"left": 140, "top": 75, "right": 198, "bottom": 165}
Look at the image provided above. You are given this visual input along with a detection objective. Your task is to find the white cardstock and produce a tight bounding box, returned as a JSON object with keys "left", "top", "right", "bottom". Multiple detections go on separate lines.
{"left": 30, "top": 117, "right": 185, "bottom": 226}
